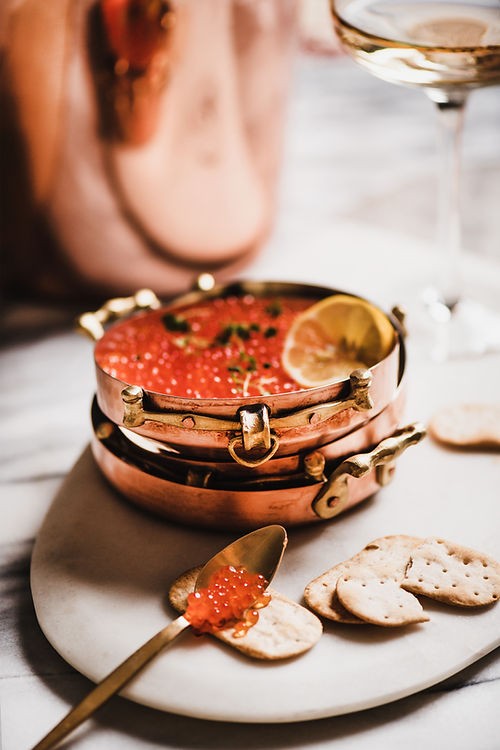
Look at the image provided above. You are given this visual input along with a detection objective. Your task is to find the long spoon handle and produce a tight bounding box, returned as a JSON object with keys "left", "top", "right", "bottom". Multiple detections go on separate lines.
{"left": 32, "top": 615, "right": 190, "bottom": 750}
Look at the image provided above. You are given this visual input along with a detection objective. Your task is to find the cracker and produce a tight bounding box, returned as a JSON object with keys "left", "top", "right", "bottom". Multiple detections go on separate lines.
{"left": 169, "top": 566, "right": 323, "bottom": 660}
{"left": 304, "top": 561, "right": 366, "bottom": 624}
{"left": 428, "top": 404, "right": 500, "bottom": 449}
{"left": 402, "top": 537, "right": 500, "bottom": 607}
{"left": 303, "top": 535, "right": 422, "bottom": 624}
{"left": 357, "top": 535, "right": 423, "bottom": 579}
{"left": 336, "top": 574, "right": 429, "bottom": 627}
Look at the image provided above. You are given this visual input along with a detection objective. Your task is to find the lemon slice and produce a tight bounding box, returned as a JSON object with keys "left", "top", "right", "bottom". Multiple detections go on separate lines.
{"left": 282, "top": 294, "right": 395, "bottom": 388}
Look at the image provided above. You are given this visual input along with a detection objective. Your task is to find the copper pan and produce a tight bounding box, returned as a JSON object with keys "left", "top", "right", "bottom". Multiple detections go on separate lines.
{"left": 91, "top": 411, "right": 426, "bottom": 530}
{"left": 79, "top": 281, "right": 406, "bottom": 466}
{"left": 91, "top": 376, "right": 406, "bottom": 482}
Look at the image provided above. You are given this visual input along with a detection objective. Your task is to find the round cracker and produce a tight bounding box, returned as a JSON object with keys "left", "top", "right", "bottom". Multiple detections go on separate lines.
{"left": 336, "top": 574, "right": 429, "bottom": 627}
{"left": 304, "top": 561, "right": 366, "bottom": 624}
{"left": 429, "top": 404, "right": 500, "bottom": 449}
{"left": 303, "top": 535, "right": 422, "bottom": 624}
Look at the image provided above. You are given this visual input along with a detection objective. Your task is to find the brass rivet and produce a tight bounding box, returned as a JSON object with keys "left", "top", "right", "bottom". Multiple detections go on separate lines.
{"left": 350, "top": 368, "right": 372, "bottom": 387}
{"left": 304, "top": 451, "right": 325, "bottom": 480}
{"left": 96, "top": 422, "right": 114, "bottom": 440}
{"left": 182, "top": 416, "right": 195, "bottom": 428}
{"left": 122, "top": 385, "right": 143, "bottom": 403}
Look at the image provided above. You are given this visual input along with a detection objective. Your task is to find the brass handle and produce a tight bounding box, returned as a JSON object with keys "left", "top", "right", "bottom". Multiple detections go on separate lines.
{"left": 227, "top": 433, "right": 280, "bottom": 467}
{"left": 121, "top": 385, "right": 241, "bottom": 431}
{"left": 121, "top": 368, "right": 373, "bottom": 439}
{"left": 271, "top": 369, "right": 373, "bottom": 431}
{"left": 239, "top": 404, "right": 271, "bottom": 452}
{"left": 229, "top": 403, "right": 280, "bottom": 468}
{"left": 76, "top": 289, "right": 161, "bottom": 341}
{"left": 120, "top": 370, "right": 373, "bottom": 467}
{"left": 312, "top": 422, "right": 427, "bottom": 520}
{"left": 123, "top": 388, "right": 280, "bottom": 467}
{"left": 391, "top": 305, "right": 408, "bottom": 338}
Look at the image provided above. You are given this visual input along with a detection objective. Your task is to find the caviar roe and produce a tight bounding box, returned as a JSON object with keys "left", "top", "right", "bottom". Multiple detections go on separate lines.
{"left": 95, "top": 294, "right": 313, "bottom": 399}
{"left": 184, "top": 565, "right": 271, "bottom": 638}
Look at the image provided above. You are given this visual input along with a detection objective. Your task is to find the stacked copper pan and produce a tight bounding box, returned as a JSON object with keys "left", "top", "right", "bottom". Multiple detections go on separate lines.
{"left": 80, "top": 281, "right": 425, "bottom": 530}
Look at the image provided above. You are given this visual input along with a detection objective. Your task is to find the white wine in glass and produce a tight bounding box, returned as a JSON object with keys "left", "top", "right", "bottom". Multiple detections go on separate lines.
{"left": 330, "top": 0, "right": 500, "bottom": 358}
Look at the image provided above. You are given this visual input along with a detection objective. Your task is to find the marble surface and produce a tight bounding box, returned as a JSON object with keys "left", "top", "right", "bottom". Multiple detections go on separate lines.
{"left": 2, "top": 51, "right": 500, "bottom": 749}
{"left": 31, "top": 446, "right": 500, "bottom": 723}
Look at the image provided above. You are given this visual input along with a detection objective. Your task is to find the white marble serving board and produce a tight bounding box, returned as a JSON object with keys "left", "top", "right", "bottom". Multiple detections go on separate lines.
{"left": 31, "top": 416, "right": 500, "bottom": 723}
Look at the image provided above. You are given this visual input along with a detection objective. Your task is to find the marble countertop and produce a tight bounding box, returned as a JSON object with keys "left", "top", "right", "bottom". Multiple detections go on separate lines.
{"left": 1, "top": 51, "right": 500, "bottom": 750}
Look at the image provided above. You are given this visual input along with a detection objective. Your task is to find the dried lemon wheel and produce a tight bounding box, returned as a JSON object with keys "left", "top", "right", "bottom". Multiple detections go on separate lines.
{"left": 282, "top": 294, "right": 395, "bottom": 388}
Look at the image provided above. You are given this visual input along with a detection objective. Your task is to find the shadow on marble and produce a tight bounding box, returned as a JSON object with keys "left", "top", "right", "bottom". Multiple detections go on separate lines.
{"left": 16, "top": 547, "right": 499, "bottom": 749}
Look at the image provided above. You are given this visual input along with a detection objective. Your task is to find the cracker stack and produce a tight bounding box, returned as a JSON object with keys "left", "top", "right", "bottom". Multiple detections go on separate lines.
{"left": 304, "top": 536, "right": 500, "bottom": 627}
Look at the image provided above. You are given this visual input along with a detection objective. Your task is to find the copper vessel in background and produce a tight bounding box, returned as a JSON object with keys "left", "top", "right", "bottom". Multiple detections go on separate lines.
{"left": 1, "top": 0, "right": 297, "bottom": 299}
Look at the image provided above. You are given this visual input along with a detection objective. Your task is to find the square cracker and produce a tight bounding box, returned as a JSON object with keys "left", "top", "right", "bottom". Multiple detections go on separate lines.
{"left": 402, "top": 537, "right": 500, "bottom": 607}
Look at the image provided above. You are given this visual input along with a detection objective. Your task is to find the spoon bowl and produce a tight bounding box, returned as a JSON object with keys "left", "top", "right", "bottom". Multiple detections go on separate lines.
{"left": 196, "top": 524, "right": 287, "bottom": 590}
{"left": 32, "top": 525, "right": 287, "bottom": 750}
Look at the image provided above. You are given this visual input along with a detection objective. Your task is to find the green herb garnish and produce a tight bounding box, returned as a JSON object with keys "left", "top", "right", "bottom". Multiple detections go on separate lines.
{"left": 265, "top": 299, "right": 282, "bottom": 318}
{"left": 245, "top": 356, "right": 257, "bottom": 372}
{"left": 236, "top": 325, "right": 251, "bottom": 341}
{"left": 162, "top": 313, "right": 191, "bottom": 333}
{"left": 172, "top": 336, "right": 189, "bottom": 349}
{"left": 264, "top": 326, "right": 277, "bottom": 338}
{"left": 215, "top": 322, "right": 256, "bottom": 345}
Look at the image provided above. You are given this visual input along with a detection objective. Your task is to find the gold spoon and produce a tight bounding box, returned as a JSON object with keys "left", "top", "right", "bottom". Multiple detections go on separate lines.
{"left": 32, "top": 524, "right": 287, "bottom": 750}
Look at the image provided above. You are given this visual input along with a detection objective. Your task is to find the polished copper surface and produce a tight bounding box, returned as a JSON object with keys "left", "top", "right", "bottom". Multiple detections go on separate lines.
{"left": 89, "top": 281, "right": 405, "bottom": 461}
{"left": 90, "top": 386, "right": 422, "bottom": 530}
{"left": 91, "top": 384, "right": 406, "bottom": 482}
{"left": 92, "top": 433, "right": 382, "bottom": 529}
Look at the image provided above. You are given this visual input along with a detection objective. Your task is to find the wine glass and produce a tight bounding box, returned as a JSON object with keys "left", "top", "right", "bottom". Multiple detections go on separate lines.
{"left": 329, "top": 0, "right": 500, "bottom": 359}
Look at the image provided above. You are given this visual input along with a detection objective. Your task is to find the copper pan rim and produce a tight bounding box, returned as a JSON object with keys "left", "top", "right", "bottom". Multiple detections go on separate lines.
{"left": 93, "top": 280, "right": 403, "bottom": 408}
{"left": 85, "top": 280, "right": 406, "bottom": 461}
{"left": 91, "top": 381, "right": 406, "bottom": 481}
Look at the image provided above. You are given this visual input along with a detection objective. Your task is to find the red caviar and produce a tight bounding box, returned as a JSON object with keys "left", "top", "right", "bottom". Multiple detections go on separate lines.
{"left": 184, "top": 565, "right": 271, "bottom": 637}
{"left": 101, "top": 0, "right": 170, "bottom": 70}
{"left": 95, "top": 294, "right": 312, "bottom": 398}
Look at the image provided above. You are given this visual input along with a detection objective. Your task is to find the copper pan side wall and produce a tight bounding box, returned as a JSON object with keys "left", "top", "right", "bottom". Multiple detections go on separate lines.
{"left": 91, "top": 382, "right": 406, "bottom": 481}
{"left": 91, "top": 438, "right": 382, "bottom": 531}
{"left": 94, "top": 339, "right": 401, "bottom": 458}
{"left": 88, "top": 281, "right": 406, "bottom": 471}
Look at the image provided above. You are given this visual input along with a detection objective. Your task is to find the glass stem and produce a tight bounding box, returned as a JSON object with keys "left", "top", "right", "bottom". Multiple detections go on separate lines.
{"left": 434, "top": 94, "right": 468, "bottom": 310}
